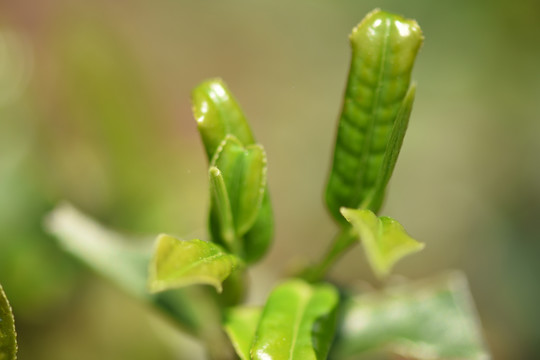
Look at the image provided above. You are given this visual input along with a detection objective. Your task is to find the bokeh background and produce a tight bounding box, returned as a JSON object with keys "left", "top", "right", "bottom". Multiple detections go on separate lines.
{"left": 1, "top": 0, "right": 539, "bottom": 359}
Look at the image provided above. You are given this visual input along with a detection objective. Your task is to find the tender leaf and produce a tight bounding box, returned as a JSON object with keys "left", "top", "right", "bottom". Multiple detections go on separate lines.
{"left": 325, "top": 9, "right": 423, "bottom": 224}
{"left": 211, "top": 135, "right": 267, "bottom": 238}
{"left": 192, "top": 79, "right": 274, "bottom": 263}
{"left": 252, "top": 279, "right": 339, "bottom": 360}
{"left": 191, "top": 78, "right": 256, "bottom": 159}
{"left": 148, "top": 235, "right": 242, "bottom": 293}
{"left": 364, "top": 84, "right": 416, "bottom": 211}
{"left": 223, "top": 306, "right": 262, "bottom": 360}
{"left": 0, "top": 285, "right": 17, "bottom": 360}
{"left": 209, "top": 166, "right": 237, "bottom": 251}
{"left": 333, "top": 272, "right": 491, "bottom": 360}
{"left": 341, "top": 208, "right": 424, "bottom": 279}
{"left": 44, "top": 204, "right": 222, "bottom": 339}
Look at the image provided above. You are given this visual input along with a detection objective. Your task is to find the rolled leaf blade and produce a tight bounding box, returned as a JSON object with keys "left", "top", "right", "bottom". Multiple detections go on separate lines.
{"left": 191, "top": 78, "right": 255, "bottom": 159}
{"left": 192, "top": 79, "right": 274, "bottom": 263}
{"left": 341, "top": 207, "right": 424, "bottom": 279}
{"left": 252, "top": 279, "right": 339, "bottom": 360}
{"left": 148, "top": 235, "right": 241, "bottom": 293}
{"left": 209, "top": 166, "right": 237, "bottom": 251}
{"left": 0, "top": 285, "right": 17, "bottom": 360}
{"left": 211, "top": 135, "right": 267, "bottom": 239}
{"left": 326, "top": 9, "right": 423, "bottom": 223}
{"left": 223, "top": 306, "right": 262, "bottom": 360}
{"left": 333, "top": 272, "right": 491, "bottom": 360}
{"left": 364, "top": 84, "right": 416, "bottom": 211}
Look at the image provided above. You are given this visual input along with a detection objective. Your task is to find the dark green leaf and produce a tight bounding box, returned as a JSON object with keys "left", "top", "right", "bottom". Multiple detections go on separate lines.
{"left": 252, "top": 279, "right": 339, "bottom": 360}
{"left": 333, "top": 272, "right": 491, "bottom": 360}
{"left": 0, "top": 285, "right": 17, "bottom": 360}
{"left": 223, "top": 306, "right": 261, "bottom": 360}
{"left": 341, "top": 208, "right": 424, "bottom": 279}
{"left": 326, "top": 9, "right": 423, "bottom": 223}
{"left": 148, "top": 235, "right": 242, "bottom": 293}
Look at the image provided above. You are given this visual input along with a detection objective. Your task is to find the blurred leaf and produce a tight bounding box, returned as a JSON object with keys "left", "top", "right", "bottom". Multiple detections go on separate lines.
{"left": 0, "top": 284, "right": 17, "bottom": 360}
{"left": 333, "top": 272, "right": 491, "bottom": 360}
{"left": 223, "top": 306, "right": 261, "bottom": 360}
{"left": 192, "top": 79, "right": 273, "bottom": 264}
{"left": 211, "top": 135, "right": 267, "bottom": 239}
{"left": 325, "top": 9, "right": 423, "bottom": 224}
{"left": 341, "top": 208, "right": 424, "bottom": 279}
{"left": 148, "top": 235, "right": 242, "bottom": 293}
{"left": 252, "top": 279, "right": 339, "bottom": 360}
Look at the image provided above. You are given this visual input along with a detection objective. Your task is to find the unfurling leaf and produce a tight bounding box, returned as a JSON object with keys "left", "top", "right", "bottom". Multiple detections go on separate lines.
{"left": 252, "top": 279, "right": 339, "bottom": 360}
{"left": 192, "top": 79, "right": 273, "bottom": 263}
{"left": 333, "top": 272, "right": 491, "bottom": 360}
{"left": 326, "top": 9, "right": 423, "bottom": 224}
{"left": 0, "top": 285, "right": 17, "bottom": 360}
{"left": 148, "top": 235, "right": 242, "bottom": 293}
{"left": 211, "top": 135, "right": 267, "bottom": 240}
{"left": 223, "top": 307, "right": 262, "bottom": 360}
{"left": 341, "top": 208, "right": 424, "bottom": 279}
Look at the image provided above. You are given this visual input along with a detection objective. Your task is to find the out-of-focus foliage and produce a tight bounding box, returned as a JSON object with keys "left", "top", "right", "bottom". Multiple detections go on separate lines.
{"left": 0, "top": 285, "right": 17, "bottom": 360}
{"left": 0, "top": 0, "right": 539, "bottom": 359}
{"left": 333, "top": 272, "right": 488, "bottom": 359}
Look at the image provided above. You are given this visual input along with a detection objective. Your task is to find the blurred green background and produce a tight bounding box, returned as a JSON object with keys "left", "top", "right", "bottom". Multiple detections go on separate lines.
{"left": 0, "top": 0, "right": 539, "bottom": 359}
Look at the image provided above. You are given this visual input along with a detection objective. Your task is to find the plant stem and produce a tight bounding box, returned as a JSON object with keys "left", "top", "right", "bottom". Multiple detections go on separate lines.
{"left": 302, "top": 228, "right": 357, "bottom": 282}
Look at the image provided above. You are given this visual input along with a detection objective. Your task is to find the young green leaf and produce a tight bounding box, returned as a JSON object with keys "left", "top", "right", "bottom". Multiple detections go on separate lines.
{"left": 223, "top": 306, "right": 262, "bottom": 360}
{"left": 333, "top": 272, "right": 490, "bottom": 360}
{"left": 192, "top": 78, "right": 256, "bottom": 159}
{"left": 148, "top": 234, "right": 242, "bottom": 293}
{"left": 45, "top": 204, "right": 227, "bottom": 341}
{"left": 363, "top": 84, "right": 416, "bottom": 211}
{"left": 252, "top": 279, "right": 339, "bottom": 360}
{"left": 192, "top": 79, "right": 274, "bottom": 264}
{"left": 209, "top": 166, "right": 236, "bottom": 251}
{"left": 326, "top": 9, "right": 423, "bottom": 224}
{"left": 341, "top": 207, "right": 424, "bottom": 279}
{"left": 0, "top": 285, "right": 17, "bottom": 360}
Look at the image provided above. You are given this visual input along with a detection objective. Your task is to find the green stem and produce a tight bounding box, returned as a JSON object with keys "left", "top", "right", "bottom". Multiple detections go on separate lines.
{"left": 302, "top": 228, "right": 357, "bottom": 282}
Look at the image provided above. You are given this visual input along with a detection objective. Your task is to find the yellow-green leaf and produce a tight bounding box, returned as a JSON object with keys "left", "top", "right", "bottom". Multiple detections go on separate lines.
{"left": 0, "top": 285, "right": 17, "bottom": 360}
{"left": 341, "top": 208, "right": 424, "bottom": 279}
{"left": 148, "top": 235, "right": 242, "bottom": 293}
{"left": 252, "top": 279, "right": 339, "bottom": 360}
{"left": 223, "top": 306, "right": 261, "bottom": 360}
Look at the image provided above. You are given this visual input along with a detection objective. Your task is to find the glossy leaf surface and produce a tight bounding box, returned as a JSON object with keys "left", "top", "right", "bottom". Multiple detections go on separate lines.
{"left": 326, "top": 9, "right": 423, "bottom": 224}
{"left": 0, "top": 285, "right": 17, "bottom": 360}
{"left": 192, "top": 79, "right": 273, "bottom": 263}
{"left": 252, "top": 279, "right": 339, "bottom": 360}
{"left": 223, "top": 306, "right": 261, "bottom": 360}
{"left": 341, "top": 208, "right": 424, "bottom": 279}
{"left": 192, "top": 78, "right": 256, "bottom": 159}
{"left": 148, "top": 235, "right": 241, "bottom": 293}
{"left": 211, "top": 136, "right": 267, "bottom": 240}
{"left": 333, "top": 272, "right": 491, "bottom": 360}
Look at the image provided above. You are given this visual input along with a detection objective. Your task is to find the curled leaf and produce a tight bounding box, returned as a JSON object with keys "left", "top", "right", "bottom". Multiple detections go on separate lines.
{"left": 326, "top": 9, "right": 423, "bottom": 223}
{"left": 341, "top": 207, "right": 424, "bottom": 279}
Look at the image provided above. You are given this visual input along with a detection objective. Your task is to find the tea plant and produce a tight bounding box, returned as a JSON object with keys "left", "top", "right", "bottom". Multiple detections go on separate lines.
{"left": 31, "top": 8, "right": 491, "bottom": 360}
